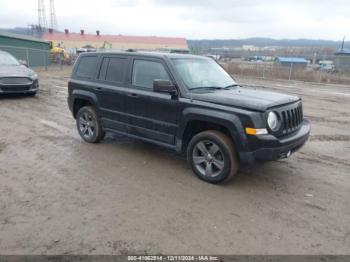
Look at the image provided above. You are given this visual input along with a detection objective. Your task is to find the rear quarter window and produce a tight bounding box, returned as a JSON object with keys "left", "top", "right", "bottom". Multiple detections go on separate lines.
{"left": 75, "top": 56, "right": 98, "bottom": 79}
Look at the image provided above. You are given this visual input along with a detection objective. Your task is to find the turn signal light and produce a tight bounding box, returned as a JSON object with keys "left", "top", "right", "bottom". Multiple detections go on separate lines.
{"left": 245, "top": 128, "right": 268, "bottom": 135}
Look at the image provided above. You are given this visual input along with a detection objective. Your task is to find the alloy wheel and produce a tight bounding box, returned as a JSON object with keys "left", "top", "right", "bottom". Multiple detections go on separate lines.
{"left": 192, "top": 140, "right": 225, "bottom": 177}
{"left": 79, "top": 111, "right": 96, "bottom": 139}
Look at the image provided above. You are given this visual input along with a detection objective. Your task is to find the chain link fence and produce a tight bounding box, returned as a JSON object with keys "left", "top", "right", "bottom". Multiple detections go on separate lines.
{"left": 2, "top": 45, "right": 350, "bottom": 85}
{"left": 0, "top": 45, "right": 77, "bottom": 70}
{"left": 223, "top": 61, "right": 350, "bottom": 85}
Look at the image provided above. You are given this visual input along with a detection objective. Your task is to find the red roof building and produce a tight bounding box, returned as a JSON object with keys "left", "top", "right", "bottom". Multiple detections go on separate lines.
{"left": 42, "top": 30, "right": 188, "bottom": 50}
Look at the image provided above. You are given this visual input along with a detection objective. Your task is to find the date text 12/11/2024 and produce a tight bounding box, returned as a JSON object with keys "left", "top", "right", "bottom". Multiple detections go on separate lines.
{"left": 127, "top": 256, "right": 220, "bottom": 261}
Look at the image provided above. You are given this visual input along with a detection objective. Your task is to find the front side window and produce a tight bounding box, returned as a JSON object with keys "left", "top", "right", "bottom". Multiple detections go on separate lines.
{"left": 172, "top": 58, "right": 236, "bottom": 90}
{"left": 132, "top": 60, "right": 170, "bottom": 89}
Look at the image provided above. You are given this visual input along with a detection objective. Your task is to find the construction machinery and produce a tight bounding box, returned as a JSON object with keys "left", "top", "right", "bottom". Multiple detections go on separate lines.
{"left": 49, "top": 41, "right": 71, "bottom": 65}
{"left": 101, "top": 41, "right": 112, "bottom": 49}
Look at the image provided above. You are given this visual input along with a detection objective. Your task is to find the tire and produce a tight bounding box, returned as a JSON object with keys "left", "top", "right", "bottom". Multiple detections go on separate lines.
{"left": 76, "top": 106, "right": 104, "bottom": 143}
{"left": 187, "top": 130, "right": 239, "bottom": 184}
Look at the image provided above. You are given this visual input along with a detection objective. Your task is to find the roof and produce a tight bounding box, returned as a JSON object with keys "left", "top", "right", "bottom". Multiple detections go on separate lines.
{"left": 335, "top": 50, "right": 350, "bottom": 56}
{"left": 276, "top": 57, "right": 308, "bottom": 63}
{"left": 80, "top": 50, "right": 204, "bottom": 60}
{"left": 0, "top": 30, "right": 49, "bottom": 44}
{"left": 42, "top": 32, "right": 187, "bottom": 46}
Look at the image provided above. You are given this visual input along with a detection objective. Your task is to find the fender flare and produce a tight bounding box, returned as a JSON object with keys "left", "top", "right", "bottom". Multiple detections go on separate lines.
{"left": 176, "top": 107, "right": 248, "bottom": 153}
{"left": 71, "top": 89, "right": 99, "bottom": 117}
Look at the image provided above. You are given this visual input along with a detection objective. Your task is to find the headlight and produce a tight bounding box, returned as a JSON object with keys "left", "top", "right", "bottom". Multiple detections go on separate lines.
{"left": 29, "top": 73, "right": 38, "bottom": 80}
{"left": 267, "top": 111, "right": 279, "bottom": 131}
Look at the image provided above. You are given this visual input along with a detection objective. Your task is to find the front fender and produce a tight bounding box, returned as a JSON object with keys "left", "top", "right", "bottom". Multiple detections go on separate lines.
{"left": 176, "top": 107, "right": 248, "bottom": 153}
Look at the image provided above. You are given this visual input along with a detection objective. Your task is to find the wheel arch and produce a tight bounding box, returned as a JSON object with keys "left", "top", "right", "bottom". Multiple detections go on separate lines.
{"left": 71, "top": 90, "right": 99, "bottom": 118}
{"left": 176, "top": 108, "right": 247, "bottom": 154}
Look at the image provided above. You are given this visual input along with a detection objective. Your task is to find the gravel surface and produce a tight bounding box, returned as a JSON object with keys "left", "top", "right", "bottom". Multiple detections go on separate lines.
{"left": 0, "top": 68, "right": 349, "bottom": 255}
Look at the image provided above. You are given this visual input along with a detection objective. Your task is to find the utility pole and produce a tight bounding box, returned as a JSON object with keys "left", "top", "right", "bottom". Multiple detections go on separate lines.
{"left": 38, "top": 0, "right": 48, "bottom": 30}
{"left": 289, "top": 61, "right": 293, "bottom": 81}
{"left": 340, "top": 36, "right": 345, "bottom": 52}
{"left": 49, "top": 0, "right": 58, "bottom": 30}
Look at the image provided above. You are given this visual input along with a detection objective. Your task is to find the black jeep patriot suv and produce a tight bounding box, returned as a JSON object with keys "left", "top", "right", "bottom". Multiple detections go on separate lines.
{"left": 68, "top": 51, "right": 310, "bottom": 183}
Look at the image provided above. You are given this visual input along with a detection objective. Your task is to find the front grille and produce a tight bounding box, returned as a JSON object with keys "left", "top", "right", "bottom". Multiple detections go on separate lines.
{"left": 280, "top": 103, "right": 303, "bottom": 134}
{"left": 0, "top": 77, "right": 32, "bottom": 85}
{"left": 269, "top": 102, "right": 304, "bottom": 137}
{"left": 1, "top": 85, "right": 30, "bottom": 92}
{"left": 279, "top": 103, "right": 303, "bottom": 135}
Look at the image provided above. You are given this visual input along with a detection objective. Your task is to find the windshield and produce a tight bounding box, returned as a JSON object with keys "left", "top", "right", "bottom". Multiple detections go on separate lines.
{"left": 0, "top": 52, "right": 20, "bottom": 66}
{"left": 172, "top": 58, "right": 236, "bottom": 90}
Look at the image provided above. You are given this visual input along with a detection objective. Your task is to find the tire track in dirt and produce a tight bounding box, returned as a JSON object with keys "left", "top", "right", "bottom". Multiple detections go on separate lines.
{"left": 310, "top": 134, "right": 350, "bottom": 142}
{"left": 296, "top": 152, "right": 350, "bottom": 168}
{"left": 0, "top": 142, "right": 8, "bottom": 153}
{"left": 307, "top": 116, "right": 350, "bottom": 126}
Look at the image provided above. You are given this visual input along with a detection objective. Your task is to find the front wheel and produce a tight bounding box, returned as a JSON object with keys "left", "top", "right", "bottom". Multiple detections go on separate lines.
{"left": 76, "top": 106, "right": 104, "bottom": 143}
{"left": 187, "top": 130, "right": 239, "bottom": 184}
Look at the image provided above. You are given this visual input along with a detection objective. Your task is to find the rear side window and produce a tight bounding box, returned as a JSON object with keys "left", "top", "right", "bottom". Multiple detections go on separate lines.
{"left": 99, "top": 57, "right": 127, "bottom": 83}
{"left": 75, "top": 56, "right": 98, "bottom": 79}
{"left": 132, "top": 60, "right": 170, "bottom": 89}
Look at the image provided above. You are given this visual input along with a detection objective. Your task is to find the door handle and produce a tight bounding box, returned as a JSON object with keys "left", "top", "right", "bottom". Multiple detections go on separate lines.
{"left": 127, "top": 93, "right": 139, "bottom": 98}
{"left": 93, "top": 87, "right": 103, "bottom": 91}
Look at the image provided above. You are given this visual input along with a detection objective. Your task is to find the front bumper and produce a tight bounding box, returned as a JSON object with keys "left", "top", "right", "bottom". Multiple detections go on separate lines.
{"left": 0, "top": 79, "right": 38, "bottom": 94}
{"left": 239, "top": 119, "right": 310, "bottom": 165}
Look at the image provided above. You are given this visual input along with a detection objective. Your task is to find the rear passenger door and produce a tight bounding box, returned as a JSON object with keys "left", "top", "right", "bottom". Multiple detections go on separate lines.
{"left": 125, "top": 58, "right": 178, "bottom": 145}
{"left": 95, "top": 55, "right": 130, "bottom": 131}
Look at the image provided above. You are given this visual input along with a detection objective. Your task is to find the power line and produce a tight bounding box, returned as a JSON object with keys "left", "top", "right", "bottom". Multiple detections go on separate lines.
{"left": 38, "top": 0, "right": 48, "bottom": 30}
{"left": 49, "top": 0, "right": 58, "bottom": 30}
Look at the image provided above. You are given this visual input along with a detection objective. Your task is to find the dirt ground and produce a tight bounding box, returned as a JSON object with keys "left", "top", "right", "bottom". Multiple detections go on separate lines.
{"left": 0, "top": 67, "right": 349, "bottom": 255}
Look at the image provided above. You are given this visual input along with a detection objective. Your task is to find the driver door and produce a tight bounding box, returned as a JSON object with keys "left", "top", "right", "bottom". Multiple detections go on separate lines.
{"left": 124, "top": 58, "right": 179, "bottom": 146}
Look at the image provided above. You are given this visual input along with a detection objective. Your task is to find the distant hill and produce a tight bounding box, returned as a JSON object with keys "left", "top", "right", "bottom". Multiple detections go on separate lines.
{"left": 2, "top": 28, "right": 348, "bottom": 51}
{"left": 0, "top": 27, "right": 46, "bottom": 39}
{"left": 2, "top": 27, "right": 31, "bottom": 35}
{"left": 188, "top": 38, "right": 349, "bottom": 50}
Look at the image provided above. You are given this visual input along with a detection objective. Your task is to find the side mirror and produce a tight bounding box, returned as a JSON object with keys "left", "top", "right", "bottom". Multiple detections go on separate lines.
{"left": 153, "top": 79, "right": 177, "bottom": 95}
{"left": 19, "top": 60, "right": 28, "bottom": 67}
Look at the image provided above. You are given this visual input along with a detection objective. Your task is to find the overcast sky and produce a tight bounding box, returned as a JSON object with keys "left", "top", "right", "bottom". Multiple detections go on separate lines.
{"left": 0, "top": 0, "right": 349, "bottom": 40}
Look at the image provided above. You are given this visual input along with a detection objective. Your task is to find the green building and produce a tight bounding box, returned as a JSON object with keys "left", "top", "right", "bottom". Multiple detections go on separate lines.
{"left": 334, "top": 51, "right": 350, "bottom": 72}
{"left": 0, "top": 31, "right": 50, "bottom": 67}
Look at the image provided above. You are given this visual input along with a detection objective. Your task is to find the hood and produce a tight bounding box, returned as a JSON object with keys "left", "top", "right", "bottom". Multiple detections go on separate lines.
{"left": 191, "top": 86, "right": 300, "bottom": 111}
{"left": 0, "top": 65, "right": 35, "bottom": 78}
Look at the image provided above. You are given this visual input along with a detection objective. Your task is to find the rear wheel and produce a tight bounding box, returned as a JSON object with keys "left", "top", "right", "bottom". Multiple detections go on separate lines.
{"left": 187, "top": 130, "right": 239, "bottom": 184}
{"left": 76, "top": 106, "right": 104, "bottom": 143}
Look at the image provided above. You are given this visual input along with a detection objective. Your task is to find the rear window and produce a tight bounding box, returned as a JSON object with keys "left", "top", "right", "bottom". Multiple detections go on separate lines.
{"left": 75, "top": 56, "right": 98, "bottom": 79}
{"left": 99, "top": 57, "right": 127, "bottom": 83}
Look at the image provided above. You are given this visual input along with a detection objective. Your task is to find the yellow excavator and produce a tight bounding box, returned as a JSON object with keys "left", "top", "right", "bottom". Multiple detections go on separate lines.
{"left": 101, "top": 41, "right": 112, "bottom": 49}
{"left": 49, "top": 41, "right": 71, "bottom": 65}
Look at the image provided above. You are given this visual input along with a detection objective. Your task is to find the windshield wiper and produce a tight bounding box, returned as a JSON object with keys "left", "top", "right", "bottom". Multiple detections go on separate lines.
{"left": 223, "top": 84, "right": 239, "bottom": 89}
{"left": 190, "top": 84, "right": 239, "bottom": 91}
{"left": 190, "top": 86, "right": 223, "bottom": 90}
